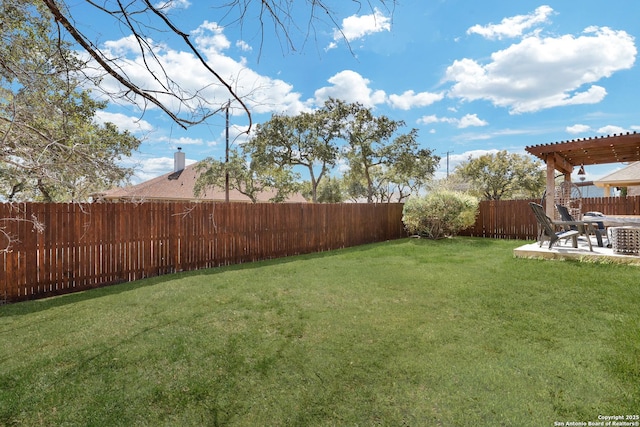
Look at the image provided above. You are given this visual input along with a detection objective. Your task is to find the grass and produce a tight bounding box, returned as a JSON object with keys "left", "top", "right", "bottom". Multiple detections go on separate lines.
{"left": 1, "top": 237, "right": 638, "bottom": 426}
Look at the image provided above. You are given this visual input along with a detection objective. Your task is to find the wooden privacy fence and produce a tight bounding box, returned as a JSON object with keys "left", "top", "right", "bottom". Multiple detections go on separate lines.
{"left": 3, "top": 196, "right": 638, "bottom": 303}
{"left": 1, "top": 202, "right": 405, "bottom": 303}
{"left": 461, "top": 195, "right": 640, "bottom": 239}
{"left": 461, "top": 199, "right": 538, "bottom": 240}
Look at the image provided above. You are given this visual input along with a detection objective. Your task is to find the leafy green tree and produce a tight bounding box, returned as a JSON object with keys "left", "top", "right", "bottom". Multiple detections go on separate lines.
{"left": 316, "top": 177, "right": 345, "bottom": 203}
{"left": 300, "top": 177, "right": 345, "bottom": 203}
{"left": 340, "top": 101, "right": 401, "bottom": 202}
{"left": 375, "top": 138, "right": 440, "bottom": 202}
{"left": 198, "top": 100, "right": 439, "bottom": 204}
{"left": 0, "top": 0, "right": 140, "bottom": 202}
{"left": 328, "top": 99, "right": 439, "bottom": 202}
{"left": 452, "top": 150, "right": 545, "bottom": 200}
{"left": 195, "top": 148, "right": 299, "bottom": 203}
{"left": 341, "top": 169, "right": 369, "bottom": 203}
{"left": 248, "top": 108, "right": 340, "bottom": 202}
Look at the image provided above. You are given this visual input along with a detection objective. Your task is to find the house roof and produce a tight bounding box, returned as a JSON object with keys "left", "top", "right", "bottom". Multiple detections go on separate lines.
{"left": 593, "top": 161, "right": 640, "bottom": 188}
{"left": 94, "top": 162, "right": 308, "bottom": 203}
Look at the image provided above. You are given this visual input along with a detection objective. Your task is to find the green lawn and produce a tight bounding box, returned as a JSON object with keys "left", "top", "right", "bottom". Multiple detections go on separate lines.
{"left": 1, "top": 238, "right": 638, "bottom": 426}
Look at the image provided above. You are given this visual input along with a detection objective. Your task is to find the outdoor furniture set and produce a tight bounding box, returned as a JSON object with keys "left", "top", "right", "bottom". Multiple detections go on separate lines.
{"left": 582, "top": 213, "right": 640, "bottom": 255}
{"left": 529, "top": 202, "right": 640, "bottom": 255}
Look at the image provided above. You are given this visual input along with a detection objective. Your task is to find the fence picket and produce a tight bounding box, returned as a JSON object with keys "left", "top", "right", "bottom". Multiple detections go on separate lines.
{"left": 1, "top": 202, "right": 406, "bottom": 302}
{"left": 3, "top": 197, "right": 636, "bottom": 303}
{"left": 460, "top": 196, "right": 640, "bottom": 239}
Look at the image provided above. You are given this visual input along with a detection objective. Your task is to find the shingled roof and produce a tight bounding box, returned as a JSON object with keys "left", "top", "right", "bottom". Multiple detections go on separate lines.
{"left": 94, "top": 162, "right": 307, "bottom": 203}
{"left": 593, "top": 161, "right": 640, "bottom": 196}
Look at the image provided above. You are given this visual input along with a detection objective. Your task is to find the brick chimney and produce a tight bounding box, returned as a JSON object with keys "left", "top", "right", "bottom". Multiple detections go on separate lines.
{"left": 174, "top": 147, "right": 185, "bottom": 172}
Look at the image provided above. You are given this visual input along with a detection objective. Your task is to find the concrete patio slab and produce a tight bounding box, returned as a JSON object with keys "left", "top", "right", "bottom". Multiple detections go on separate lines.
{"left": 514, "top": 236, "right": 640, "bottom": 265}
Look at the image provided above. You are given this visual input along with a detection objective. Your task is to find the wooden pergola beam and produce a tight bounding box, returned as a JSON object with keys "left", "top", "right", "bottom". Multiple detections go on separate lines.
{"left": 527, "top": 132, "right": 640, "bottom": 166}
{"left": 526, "top": 132, "right": 640, "bottom": 218}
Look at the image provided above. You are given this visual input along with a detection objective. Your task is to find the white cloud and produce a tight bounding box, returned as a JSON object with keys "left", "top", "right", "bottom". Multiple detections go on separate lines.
{"left": 167, "top": 136, "right": 204, "bottom": 146}
{"left": 154, "top": 0, "right": 191, "bottom": 11}
{"left": 103, "top": 35, "right": 159, "bottom": 56}
{"left": 441, "top": 128, "right": 535, "bottom": 145}
{"left": 236, "top": 40, "right": 252, "bottom": 52}
{"left": 467, "top": 5, "right": 553, "bottom": 40}
{"left": 388, "top": 90, "right": 444, "bottom": 110}
{"left": 314, "top": 70, "right": 386, "bottom": 107}
{"left": 325, "top": 42, "right": 338, "bottom": 52}
{"left": 458, "top": 114, "right": 488, "bottom": 128}
{"left": 138, "top": 157, "right": 173, "bottom": 180}
{"left": 94, "top": 111, "right": 154, "bottom": 133}
{"left": 208, "top": 124, "right": 252, "bottom": 148}
{"left": 418, "top": 115, "right": 446, "bottom": 125}
{"left": 231, "top": 125, "right": 252, "bottom": 145}
{"left": 128, "top": 155, "right": 197, "bottom": 183}
{"left": 445, "top": 26, "right": 636, "bottom": 113}
{"left": 435, "top": 149, "right": 501, "bottom": 178}
{"left": 328, "top": 8, "right": 391, "bottom": 49}
{"left": 597, "top": 125, "right": 627, "bottom": 135}
{"left": 84, "top": 21, "right": 309, "bottom": 120}
{"left": 566, "top": 124, "right": 592, "bottom": 134}
{"left": 192, "top": 21, "right": 231, "bottom": 52}
{"left": 417, "top": 113, "right": 487, "bottom": 128}
{"left": 451, "top": 149, "right": 500, "bottom": 162}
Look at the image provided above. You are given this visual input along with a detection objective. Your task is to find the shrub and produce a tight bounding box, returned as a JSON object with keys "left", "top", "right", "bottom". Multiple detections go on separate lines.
{"left": 402, "top": 190, "right": 479, "bottom": 239}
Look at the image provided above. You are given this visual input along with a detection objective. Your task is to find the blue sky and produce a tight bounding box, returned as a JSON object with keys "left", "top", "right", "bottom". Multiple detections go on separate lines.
{"left": 75, "top": 0, "right": 639, "bottom": 184}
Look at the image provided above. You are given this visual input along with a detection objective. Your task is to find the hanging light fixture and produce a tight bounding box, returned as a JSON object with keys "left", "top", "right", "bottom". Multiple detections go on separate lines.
{"left": 577, "top": 164, "right": 586, "bottom": 181}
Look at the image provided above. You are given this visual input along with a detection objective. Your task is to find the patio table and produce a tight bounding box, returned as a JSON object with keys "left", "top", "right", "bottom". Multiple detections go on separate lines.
{"left": 583, "top": 214, "right": 640, "bottom": 227}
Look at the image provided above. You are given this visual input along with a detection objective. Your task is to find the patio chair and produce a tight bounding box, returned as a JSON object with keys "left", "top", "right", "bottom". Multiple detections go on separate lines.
{"left": 529, "top": 202, "right": 579, "bottom": 249}
{"left": 555, "top": 204, "right": 606, "bottom": 247}
{"left": 584, "top": 211, "right": 611, "bottom": 247}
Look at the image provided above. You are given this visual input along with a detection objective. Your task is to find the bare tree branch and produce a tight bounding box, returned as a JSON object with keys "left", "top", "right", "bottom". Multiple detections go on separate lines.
{"left": 41, "top": 0, "right": 239, "bottom": 129}
{"left": 33, "top": 1, "right": 394, "bottom": 132}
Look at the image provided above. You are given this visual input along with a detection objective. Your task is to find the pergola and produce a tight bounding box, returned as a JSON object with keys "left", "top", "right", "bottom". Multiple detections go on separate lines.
{"left": 525, "top": 132, "right": 640, "bottom": 217}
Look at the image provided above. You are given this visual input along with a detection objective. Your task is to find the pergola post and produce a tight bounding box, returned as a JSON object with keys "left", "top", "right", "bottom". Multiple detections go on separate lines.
{"left": 545, "top": 155, "right": 556, "bottom": 218}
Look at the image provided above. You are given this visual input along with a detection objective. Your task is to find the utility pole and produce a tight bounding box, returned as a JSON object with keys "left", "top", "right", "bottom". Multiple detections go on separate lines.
{"left": 225, "top": 100, "right": 230, "bottom": 202}
{"left": 443, "top": 150, "right": 453, "bottom": 177}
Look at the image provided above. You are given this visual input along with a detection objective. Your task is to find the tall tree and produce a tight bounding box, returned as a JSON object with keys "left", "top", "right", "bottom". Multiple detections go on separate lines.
{"left": 315, "top": 177, "right": 345, "bottom": 203}
{"left": 329, "top": 99, "right": 438, "bottom": 203}
{"left": 452, "top": 150, "right": 545, "bottom": 200}
{"left": 194, "top": 147, "right": 300, "bottom": 203}
{"left": 0, "top": 0, "right": 140, "bottom": 202}
{"left": 375, "top": 135, "right": 440, "bottom": 202}
{"left": 197, "top": 100, "right": 439, "bottom": 204}
{"left": 248, "top": 106, "right": 340, "bottom": 203}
